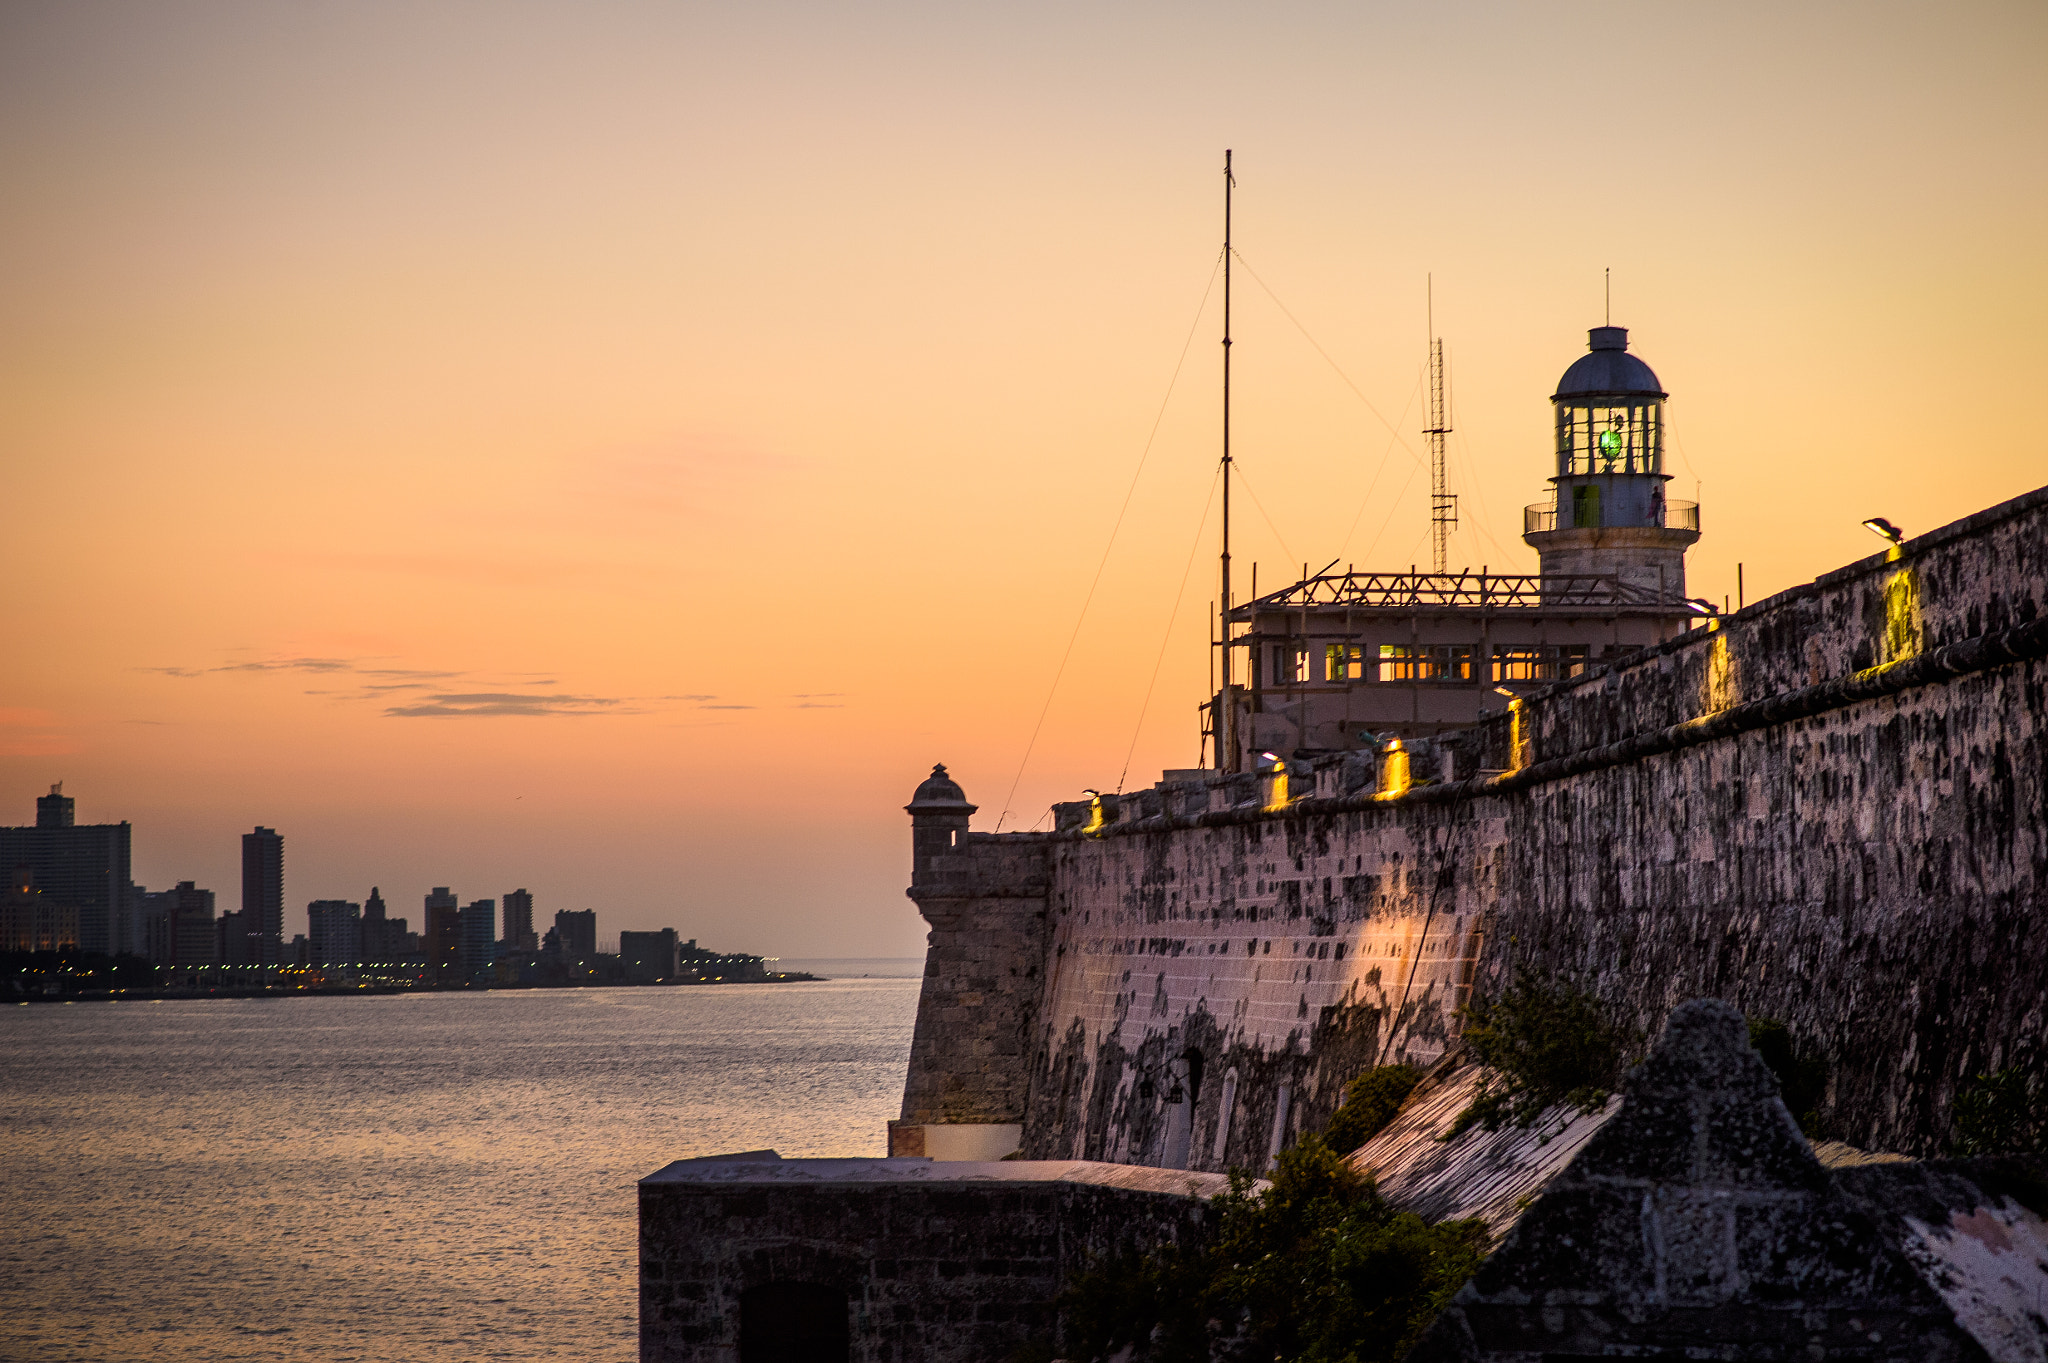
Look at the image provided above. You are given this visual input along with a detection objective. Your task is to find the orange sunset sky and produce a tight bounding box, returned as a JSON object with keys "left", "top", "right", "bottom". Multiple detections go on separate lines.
{"left": 4, "top": 2, "right": 2043, "bottom": 957}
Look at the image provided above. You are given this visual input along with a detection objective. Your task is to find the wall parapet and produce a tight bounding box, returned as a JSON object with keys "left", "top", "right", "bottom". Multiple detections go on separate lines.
{"left": 1047, "top": 484, "right": 2048, "bottom": 839}
{"left": 1044, "top": 609, "right": 2047, "bottom": 839}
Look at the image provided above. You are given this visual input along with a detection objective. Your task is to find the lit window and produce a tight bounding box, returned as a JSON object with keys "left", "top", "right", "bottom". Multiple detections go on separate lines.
{"left": 1378, "top": 644, "right": 1470, "bottom": 682}
{"left": 1491, "top": 644, "right": 1592, "bottom": 682}
{"left": 1377, "top": 645, "right": 1425, "bottom": 682}
{"left": 1494, "top": 647, "right": 1548, "bottom": 682}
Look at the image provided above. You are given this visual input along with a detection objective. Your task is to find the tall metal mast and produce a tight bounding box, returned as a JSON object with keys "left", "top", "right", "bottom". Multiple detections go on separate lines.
{"left": 1218, "top": 150, "right": 1236, "bottom": 771}
{"left": 1425, "top": 275, "right": 1457, "bottom": 574}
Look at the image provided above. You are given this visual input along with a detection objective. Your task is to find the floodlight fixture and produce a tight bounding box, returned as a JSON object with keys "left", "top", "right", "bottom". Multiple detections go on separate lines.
{"left": 1862, "top": 517, "right": 1905, "bottom": 545}
{"left": 1683, "top": 597, "right": 1720, "bottom": 617}
{"left": 1492, "top": 686, "right": 1517, "bottom": 699}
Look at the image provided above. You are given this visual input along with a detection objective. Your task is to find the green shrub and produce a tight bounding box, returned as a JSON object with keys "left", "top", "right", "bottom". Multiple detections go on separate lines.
{"left": 1448, "top": 971, "right": 1626, "bottom": 1136}
{"left": 1744, "top": 1017, "right": 1829, "bottom": 1137}
{"left": 1953, "top": 1068, "right": 2045, "bottom": 1156}
{"left": 1058, "top": 1137, "right": 1487, "bottom": 1363}
{"left": 1325, "top": 1065, "right": 1425, "bottom": 1155}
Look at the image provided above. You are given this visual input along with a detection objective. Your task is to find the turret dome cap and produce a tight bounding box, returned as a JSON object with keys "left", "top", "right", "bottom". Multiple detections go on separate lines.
{"left": 906, "top": 763, "right": 977, "bottom": 815}
{"left": 1552, "top": 325, "right": 1666, "bottom": 402}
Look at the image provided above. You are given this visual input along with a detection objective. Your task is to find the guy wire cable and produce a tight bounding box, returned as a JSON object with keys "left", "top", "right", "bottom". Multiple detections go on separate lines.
{"left": 993, "top": 251, "right": 1224, "bottom": 832}
{"left": 1116, "top": 461, "right": 1222, "bottom": 794}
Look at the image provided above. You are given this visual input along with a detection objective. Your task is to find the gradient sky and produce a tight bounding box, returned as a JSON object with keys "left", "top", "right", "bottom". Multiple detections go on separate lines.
{"left": 4, "top": 1, "right": 2043, "bottom": 956}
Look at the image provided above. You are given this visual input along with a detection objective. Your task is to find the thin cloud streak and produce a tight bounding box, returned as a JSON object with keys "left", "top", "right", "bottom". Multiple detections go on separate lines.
{"left": 385, "top": 692, "right": 622, "bottom": 718}
{"left": 142, "top": 656, "right": 659, "bottom": 720}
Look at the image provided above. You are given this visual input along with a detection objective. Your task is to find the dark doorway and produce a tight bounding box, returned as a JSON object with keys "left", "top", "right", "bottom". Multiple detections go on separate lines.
{"left": 740, "top": 1281, "right": 850, "bottom": 1363}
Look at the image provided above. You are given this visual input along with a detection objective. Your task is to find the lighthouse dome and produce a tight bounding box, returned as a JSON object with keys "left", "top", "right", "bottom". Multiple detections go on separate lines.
{"left": 1552, "top": 326, "right": 1665, "bottom": 402}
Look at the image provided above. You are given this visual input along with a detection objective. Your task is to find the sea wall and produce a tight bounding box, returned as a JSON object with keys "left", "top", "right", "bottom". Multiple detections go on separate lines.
{"left": 902, "top": 485, "right": 2048, "bottom": 1165}
{"left": 638, "top": 1154, "right": 1226, "bottom": 1363}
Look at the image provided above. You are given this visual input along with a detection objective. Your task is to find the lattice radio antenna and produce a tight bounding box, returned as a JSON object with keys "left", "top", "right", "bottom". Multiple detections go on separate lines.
{"left": 1425, "top": 276, "right": 1457, "bottom": 574}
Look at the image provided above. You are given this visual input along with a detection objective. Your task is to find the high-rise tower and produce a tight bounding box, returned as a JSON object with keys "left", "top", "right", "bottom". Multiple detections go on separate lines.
{"left": 241, "top": 827, "right": 284, "bottom": 967}
{"left": 424, "top": 886, "right": 460, "bottom": 980}
{"left": 502, "top": 888, "right": 536, "bottom": 952}
{"left": 1522, "top": 326, "right": 1700, "bottom": 601}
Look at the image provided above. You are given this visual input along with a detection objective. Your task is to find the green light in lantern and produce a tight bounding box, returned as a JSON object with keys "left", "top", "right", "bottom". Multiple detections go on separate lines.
{"left": 1598, "top": 429, "right": 1622, "bottom": 456}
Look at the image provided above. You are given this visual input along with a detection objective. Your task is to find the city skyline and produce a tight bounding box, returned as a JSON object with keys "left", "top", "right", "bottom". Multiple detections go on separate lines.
{"left": 4, "top": 1, "right": 2043, "bottom": 956}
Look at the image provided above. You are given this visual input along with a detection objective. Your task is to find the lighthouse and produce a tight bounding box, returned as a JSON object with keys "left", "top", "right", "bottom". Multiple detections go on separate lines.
{"left": 1522, "top": 325, "right": 1700, "bottom": 603}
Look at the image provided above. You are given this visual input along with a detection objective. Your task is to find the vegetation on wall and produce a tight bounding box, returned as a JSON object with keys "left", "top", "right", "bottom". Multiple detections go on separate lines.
{"left": 1325, "top": 1065, "right": 1425, "bottom": 1156}
{"left": 1952, "top": 1068, "right": 2046, "bottom": 1156}
{"left": 1054, "top": 1136, "right": 1486, "bottom": 1363}
{"left": 1744, "top": 1017, "right": 1829, "bottom": 1138}
{"left": 1448, "top": 970, "right": 1627, "bottom": 1136}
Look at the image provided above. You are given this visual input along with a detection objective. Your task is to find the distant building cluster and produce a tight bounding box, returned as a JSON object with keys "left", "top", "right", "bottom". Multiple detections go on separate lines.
{"left": 3, "top": 786, "right": 774, "bottom": 994}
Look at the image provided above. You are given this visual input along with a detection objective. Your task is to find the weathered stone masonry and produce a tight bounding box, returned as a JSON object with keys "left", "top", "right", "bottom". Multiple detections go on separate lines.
{"left": 639, "top": 1156, "right": 1227, "bottom": 1363}
{"left": 892, "top": 767, "right": 1051, "bottom": 1157}
{"left": 899, "top": 486, "right": 2048, "bottom": 1166}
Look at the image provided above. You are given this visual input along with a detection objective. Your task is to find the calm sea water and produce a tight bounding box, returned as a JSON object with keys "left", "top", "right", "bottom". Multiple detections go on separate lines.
{"left": 0, "top": 966, "right": 923, "bottom": 1362}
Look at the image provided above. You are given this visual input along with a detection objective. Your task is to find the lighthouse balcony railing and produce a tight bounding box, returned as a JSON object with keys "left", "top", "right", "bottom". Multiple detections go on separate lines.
{"left": 1524, "top": 499, "right": 1699, "bottom": 535}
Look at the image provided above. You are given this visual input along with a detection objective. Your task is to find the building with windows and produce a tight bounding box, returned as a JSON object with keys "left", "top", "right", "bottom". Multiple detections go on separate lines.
{"left": 141, "top": 881, "right": 218, "bottom": 967}
{"left": 217, "top": 909, "right": 256, "bottom": 967}
{"left": 2, "top": 863, "right": 80, "bottom": 953}
{"left": 620, "top": 927, "right": 679, "bottom": 982}
{"left": 359, "top": 887, "right": 416, "bottom": 965}
{"left": 0, "top": 786, "right": 133, "bottom": 955}
{"left": 457, "top": 899, "right": 496, "bottom": 982}
{"left": 553, "top": 908, "right": 597, "bottom": 960}
{"left": 307, "top": 899, "right": 362, "bottom": 968}
{"left": 241, "top": 827, "right": 284, "bottom": 966}
{"left": 424, "top": 886, "right": 460, "bottom": 979}
{"left": 502, "top": 888, "right": 536, "bottom": 953}
{"left": 1215, "top": 325, "right": 1701, "bottom": 757}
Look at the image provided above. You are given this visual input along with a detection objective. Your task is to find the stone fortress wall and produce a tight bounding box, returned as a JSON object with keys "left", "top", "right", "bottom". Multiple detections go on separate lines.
{"left": 895, "top": 485, "right": 2048, "bottom": 1166}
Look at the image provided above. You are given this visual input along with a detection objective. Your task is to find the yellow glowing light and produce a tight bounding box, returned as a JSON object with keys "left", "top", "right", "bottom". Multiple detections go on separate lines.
{"left": 1259, "top": 755, "right": 1293, "bottom": 811}
{"left": 1378, "top": 740, "right": 1411, "bottom": 799}
{"left": 1083, "top": 794, "right": 1107, "bottom": 837}
{"left": 1507, "top": 699, "right": 1530, "bottom": 773}
{"left": 1882, "top": 565, "right": 1922, "bottom": 662}
{"left": 1703, "top": 632, "right": 1738, "bottom": 713}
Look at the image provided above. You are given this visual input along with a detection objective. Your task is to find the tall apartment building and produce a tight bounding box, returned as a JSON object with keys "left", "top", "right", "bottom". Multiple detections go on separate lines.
{"left": 241, "top": 827, "right": 284, "bottom": 966}
{"left": 502, "top": 888, "right": 536, "bottom": 952}
{"left": 424, "top": 887, "right": 461, "bottom": 980}
{"left": 0, "top": 786, "right": 134, "bottom": 955}
{"left": 554, "top": 908, "right": 597, "bottom": 959}
{"left": 457, "top": 899, "right": 495, "bottom": 982}
{"left": 307, "top": 900, "right": 362, "bottom": 967}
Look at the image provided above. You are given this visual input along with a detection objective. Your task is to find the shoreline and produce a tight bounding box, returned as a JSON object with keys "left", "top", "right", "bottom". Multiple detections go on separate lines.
{"left": 9, "top": 973, "right": 830, "bottom": 1003}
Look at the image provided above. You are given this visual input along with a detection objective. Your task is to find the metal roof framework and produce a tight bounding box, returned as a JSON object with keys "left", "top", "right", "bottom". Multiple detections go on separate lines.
{"left": 1229, "top": 570, "right": 1671, "bottom": 619}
